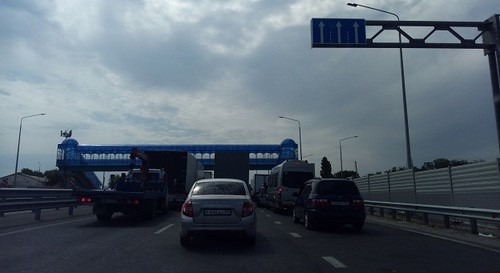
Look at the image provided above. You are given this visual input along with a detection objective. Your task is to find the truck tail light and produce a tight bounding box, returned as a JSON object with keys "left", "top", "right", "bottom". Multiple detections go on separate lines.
{"left": 242, "top": 201, "right": 254, "bottom": 217}
{"left": 182, "top": 200, "right": 193, "bottom": 217}
{"left": 79, "top": 197, "right": 92, "bottom": 203}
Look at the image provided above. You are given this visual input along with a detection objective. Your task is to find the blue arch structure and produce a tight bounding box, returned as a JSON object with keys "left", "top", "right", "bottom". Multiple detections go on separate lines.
{"left": 56, "top": 138, "right": 298, "bottom": 175}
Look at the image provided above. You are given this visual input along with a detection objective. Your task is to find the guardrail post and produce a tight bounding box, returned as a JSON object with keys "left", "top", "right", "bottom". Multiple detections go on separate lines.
{"left": 444, "top": 215, "right": 450, "bottom": 229}
{"left": 0, "top": 197, "right": 4, "bottom": 217}
{"left": 34, "top": 196, "right": 42, "bottom": 220}
{"left": 423, "top": 213, "right": 429, "bottom": 225}
{"left": 34, "top": 209, "right": 41, "bottom": 221}
{"left": 380, "top": 207, "right": 385, "bottom": 217}
{"left": 369, "top": 206, "right": 374, "bottom": 215}
{"left": 391, "top": 209, "right": 397, "bottom": 219}
{"left": 470, "top": 218, "right": 478, "bottom": 234}
{"left": 405, "top": 211, "right": 412, "bottom": 222}
{"left": 69, "top": 205, "right": 74, "bottom": 216}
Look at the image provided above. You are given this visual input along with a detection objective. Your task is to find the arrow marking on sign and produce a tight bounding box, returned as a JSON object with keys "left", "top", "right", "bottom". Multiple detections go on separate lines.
{"left": 336, "top": 21, "right": 342, "bottom": 43}
{"left": 353, "top": 21, "right": 359, "bottom": 44}
{"left": 318, "top": 21, "right": 325, "bottom": 43}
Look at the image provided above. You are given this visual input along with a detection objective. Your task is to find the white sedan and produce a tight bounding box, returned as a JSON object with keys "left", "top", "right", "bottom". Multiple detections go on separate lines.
{"left": 179, "top": 178, "right": 257, "bottom": 246}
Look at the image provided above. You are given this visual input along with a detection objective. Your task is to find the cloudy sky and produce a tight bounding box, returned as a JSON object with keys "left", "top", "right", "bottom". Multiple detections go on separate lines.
{"left": 1, "top": 0, "right": 498, "bottom": 178}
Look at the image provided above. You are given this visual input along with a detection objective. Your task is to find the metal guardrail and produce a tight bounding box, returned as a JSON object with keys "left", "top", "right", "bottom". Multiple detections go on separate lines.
{"left": 365, "top": 200, "right": 500, "bottom": 234}
{"left": 2, "top": 189, "right": 500, "bottom": 234}
{"left": 0, "top": 188, "right": 78, "bottom": 220}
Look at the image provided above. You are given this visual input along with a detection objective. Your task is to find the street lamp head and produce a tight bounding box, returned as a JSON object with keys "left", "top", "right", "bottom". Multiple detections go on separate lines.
{"left": 347, "top": 3, "right": 358, "bottom": 7}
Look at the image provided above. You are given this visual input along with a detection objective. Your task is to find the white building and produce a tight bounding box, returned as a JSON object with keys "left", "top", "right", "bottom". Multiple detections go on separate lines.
{"left": 1, "top": 173, "right": 48, "bottom": 188}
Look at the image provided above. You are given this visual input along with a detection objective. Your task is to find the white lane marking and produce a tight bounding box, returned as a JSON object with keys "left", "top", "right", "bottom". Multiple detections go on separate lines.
{"left": 323, "top": 256, "right": 348, "bottom": 268}
{"left": 0, "top": 217, "right": 95, "bottom": 237}
{"left": 290, "top": 232, "right": 302, "bottom": 238}
{"left": 154, "top": 224, "right": 174, "bottom": 234}
{"left": 266, "top": 215, "right": 271, "bottom": 217}
{"left": 274, "top": 221, "right": 282, "bottom": 225}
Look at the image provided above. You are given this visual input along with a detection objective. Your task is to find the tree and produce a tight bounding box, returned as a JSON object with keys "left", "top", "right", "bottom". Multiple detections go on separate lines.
{"left": 334, "top": 170, "right": 359, "bottom": 179}
{"left": 20, "top": 168, "right": 63, "bottom": 187}
{"left": 320, "top": 157, "right": 333, "bottom": 178}
{"left": 21, "top": 168, "right": 43, "bottom": 177}
{"left": 44, "top": 169, "right": 62, "bottom": 186}
{"left": 419, "top": 158, "right": 470, "bottom": 171}
{"left": 385, "top": 166, "right": 406, "bottom": 173}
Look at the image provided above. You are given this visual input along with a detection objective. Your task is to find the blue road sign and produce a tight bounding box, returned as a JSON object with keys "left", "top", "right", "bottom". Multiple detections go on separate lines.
{"left": 311, "top": 18, "right": 366, "bottom": 47}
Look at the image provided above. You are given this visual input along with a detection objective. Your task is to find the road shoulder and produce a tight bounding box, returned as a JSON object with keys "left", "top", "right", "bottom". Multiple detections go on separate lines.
{"left": 366, "top": 214, "right": 500, "bottom": 253}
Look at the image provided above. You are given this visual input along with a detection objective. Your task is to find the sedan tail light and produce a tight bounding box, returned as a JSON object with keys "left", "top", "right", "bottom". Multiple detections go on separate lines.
{"left": 181, "top": 200, "right": 193, "bottom": 217}
{"left": 242, "top": 201, "right": 254, "bottom": 217}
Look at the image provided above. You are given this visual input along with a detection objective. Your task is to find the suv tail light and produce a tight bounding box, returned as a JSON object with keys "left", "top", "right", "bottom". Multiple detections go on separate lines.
{"left": 310, "top": 199, "right": 329, "bottom": 208}
{"left": 352, "top": 200, "right": 365, "bottom": 209}
{"left": 181, "top": 200, "right": 193, "bottom": 217}
{"left": 242, "top": 201, "right": 254, "bottom": 217}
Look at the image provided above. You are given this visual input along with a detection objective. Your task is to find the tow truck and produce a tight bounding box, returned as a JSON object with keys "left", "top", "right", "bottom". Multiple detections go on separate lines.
{"left": 74, "top": 148, "right": 169, "bottom": 221}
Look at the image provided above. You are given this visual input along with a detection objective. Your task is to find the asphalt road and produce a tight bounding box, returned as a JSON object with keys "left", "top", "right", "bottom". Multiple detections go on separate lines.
{"left": 1, "top": 206, "right": 499, "bottom": 273}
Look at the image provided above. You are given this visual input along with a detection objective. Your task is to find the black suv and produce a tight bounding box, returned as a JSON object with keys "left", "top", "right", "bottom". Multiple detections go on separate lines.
{"left": 292, "top": 178, "right": 366, "bottom": 231}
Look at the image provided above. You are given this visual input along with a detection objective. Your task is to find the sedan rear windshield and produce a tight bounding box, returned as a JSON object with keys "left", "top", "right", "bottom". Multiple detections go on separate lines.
{"left": 192, "top": 182, "right": 246, "bottom": 195}
{"left": 316, "top": 180, "right": 360, "bottom": 195}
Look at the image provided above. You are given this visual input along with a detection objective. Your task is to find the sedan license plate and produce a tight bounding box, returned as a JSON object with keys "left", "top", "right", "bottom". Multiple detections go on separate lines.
{"left": 331, "top": 201, "right": 350, "bottom": 206}
{"left": 204, "top": 209, "right": 232, "bottom": 216}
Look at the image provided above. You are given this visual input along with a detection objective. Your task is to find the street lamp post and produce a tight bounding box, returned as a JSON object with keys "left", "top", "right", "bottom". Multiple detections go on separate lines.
{"left": 279, "top": 116, "right": 302, "bottom": 160}
{"left": 340, "top": 136, "right": 358, "bottom": 178}
{"left": 347, "top": 2, "right": 413, "bottom": 169}
{"left": 14, "top": 113, "right": 46, "bottom": 187}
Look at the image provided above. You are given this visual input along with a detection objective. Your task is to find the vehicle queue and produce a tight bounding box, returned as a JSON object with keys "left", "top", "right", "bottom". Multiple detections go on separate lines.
{"left": 178, "top": 159, "right": 366, "bottom": 247}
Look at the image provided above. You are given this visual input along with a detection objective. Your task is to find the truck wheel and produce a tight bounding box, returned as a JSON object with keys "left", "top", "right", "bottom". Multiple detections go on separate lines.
{"left": 97, "top": 214, "right": 112, "bottom": 221}
{"left": 147, "top": 209, "right": 156, "bottom": 220}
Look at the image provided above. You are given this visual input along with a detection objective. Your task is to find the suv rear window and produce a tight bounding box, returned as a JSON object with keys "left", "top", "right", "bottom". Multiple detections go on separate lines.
{"left": 192, "top": 182, "right": 246, "bottom": 195}
{"left": 316, "top": 180, "right": 360, "bottom": 195}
